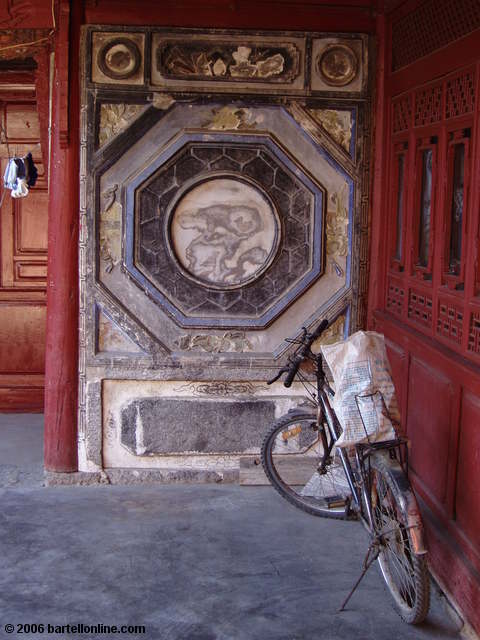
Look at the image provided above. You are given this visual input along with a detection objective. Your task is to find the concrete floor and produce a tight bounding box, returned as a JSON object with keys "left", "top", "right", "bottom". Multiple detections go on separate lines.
{"left": 0, "top": 415, "right": 467, "bottom": 640}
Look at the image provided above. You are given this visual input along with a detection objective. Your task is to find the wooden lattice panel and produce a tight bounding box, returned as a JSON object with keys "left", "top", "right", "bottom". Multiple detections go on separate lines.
{"left": 437, "top": 299, "right": 463, "bottom": 345}
{"left": 392, "top": 95, "right": 412, "bottom": 133}
{"left": 408, "top": 288, "right": 433, "bottom": 328}
{"left": 392, "top": 0, "right": 480, "bottom": 71}
{"left": 414, "top": 85, "right": 442, "bottom": 127}
{"left": 446, "top": 71, "right": 475, "bottom": 119}
{"left": 386, "top": 278, "right": 405, "bottom": 316}
{"left": 468, "top": 312, "right": 480, "bottom": 356}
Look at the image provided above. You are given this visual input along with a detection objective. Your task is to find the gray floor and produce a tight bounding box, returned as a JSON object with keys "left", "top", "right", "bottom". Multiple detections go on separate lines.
{"left": 0, "top": 415, "right": 466, "bottom": 640}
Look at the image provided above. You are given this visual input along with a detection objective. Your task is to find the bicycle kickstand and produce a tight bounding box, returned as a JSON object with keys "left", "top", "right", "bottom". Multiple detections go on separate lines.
{"left": 337, "top": 539, "right": 381, "bottom": 613}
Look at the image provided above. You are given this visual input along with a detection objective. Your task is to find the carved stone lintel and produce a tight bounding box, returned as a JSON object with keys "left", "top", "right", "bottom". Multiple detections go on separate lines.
{"left": 174, "top": 381, "right": 257, "bottom": 396}
{"left": 156, "top": 41, "right": 300, "bottom": 84}
{"left": 175, "top": 332, "right": 253, "bottom": 353}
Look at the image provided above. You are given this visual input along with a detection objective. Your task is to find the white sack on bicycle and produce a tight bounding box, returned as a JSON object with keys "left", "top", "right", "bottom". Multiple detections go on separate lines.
{"left": 320, "top": 331, "right": 400, "bottom": 447}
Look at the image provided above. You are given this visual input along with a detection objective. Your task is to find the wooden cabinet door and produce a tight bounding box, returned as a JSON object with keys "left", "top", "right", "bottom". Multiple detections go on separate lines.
{"left": 0, "top": 101, "right": 47, "bottom": 411}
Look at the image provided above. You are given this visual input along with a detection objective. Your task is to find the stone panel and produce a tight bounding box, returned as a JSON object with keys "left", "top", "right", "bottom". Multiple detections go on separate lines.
{"left": 80, "top": 26, "right": 371, "bottom": 477}
{"left": 120, "top": 397, "right": 276, "bottom": 455}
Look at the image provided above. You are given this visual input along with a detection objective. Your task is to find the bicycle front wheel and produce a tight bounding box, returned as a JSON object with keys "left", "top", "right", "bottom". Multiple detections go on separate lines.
{"left": 370, "top": 452, "right": 430, "bottom": 624}
{"left": 261, "top": 412, "right": 352, "bottom": 519}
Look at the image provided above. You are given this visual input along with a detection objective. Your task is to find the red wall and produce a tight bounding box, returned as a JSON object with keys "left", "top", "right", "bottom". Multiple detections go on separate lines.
{"left": 369, "top": 1, "right": 480, "bottom": 632}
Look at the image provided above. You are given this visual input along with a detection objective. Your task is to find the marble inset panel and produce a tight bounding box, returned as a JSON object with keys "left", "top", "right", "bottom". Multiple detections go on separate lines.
{"left": 127, "top": 132, "right": 325, "bottom": 328}
{"left": 170, "top": 177, "right": 280, "bottom": 289}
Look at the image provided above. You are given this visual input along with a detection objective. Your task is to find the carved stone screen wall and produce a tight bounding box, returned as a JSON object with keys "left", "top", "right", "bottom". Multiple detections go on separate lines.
{"left": 79, "top": 27, "right": 371, "bottom": 479}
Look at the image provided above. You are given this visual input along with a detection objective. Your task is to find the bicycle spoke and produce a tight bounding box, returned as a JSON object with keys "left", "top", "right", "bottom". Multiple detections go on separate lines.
{"left": 262, "top": 415, "right": 352, "bottom": 518}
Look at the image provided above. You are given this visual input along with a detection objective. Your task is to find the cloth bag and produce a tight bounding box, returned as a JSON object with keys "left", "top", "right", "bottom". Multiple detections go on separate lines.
{"left": 320, "top": 331, "right": 400, "bottom": 447}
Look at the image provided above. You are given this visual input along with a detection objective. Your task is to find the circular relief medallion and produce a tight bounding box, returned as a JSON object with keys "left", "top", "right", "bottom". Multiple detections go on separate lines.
{"left": 98, "top": 38, "right": 141, "bottom": 80}
{"left": 317, "top": 44, "right": 358, "bottom": 87}
{"left": 169, "top": 176, "right": 280, "bottom": 290}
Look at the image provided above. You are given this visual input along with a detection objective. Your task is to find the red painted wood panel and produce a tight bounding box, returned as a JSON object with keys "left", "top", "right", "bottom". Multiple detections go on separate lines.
{"left": 421, "top": 500, "right": 480, "bottom": 636}
{"left": 0, "top": 305, "right": 46, "bottom": 374}
{"left": 385, "top": 338, "right": 407, "bottom": 426}
{"left": 455, "top": 391, "right": 480, "bottom": 551}
{"left": 407, "top": 356, "right": 453, "bottom": 508}
{"left": 368, "top": 22, "right": 480, "bottom": 632}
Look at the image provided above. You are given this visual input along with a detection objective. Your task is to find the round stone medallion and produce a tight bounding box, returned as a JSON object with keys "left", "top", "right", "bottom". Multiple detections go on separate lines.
{"left": 98, "top": 38, "right": 141, "bottom": 80}
{"left": 169, "top": 176, "right": 280, "bottom": 289}
{"left": 317, "top": 44, "right": 358, "bottom": 87}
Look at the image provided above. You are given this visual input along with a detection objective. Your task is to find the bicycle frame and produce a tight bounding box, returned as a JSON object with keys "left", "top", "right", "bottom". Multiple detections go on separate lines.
{"left": 314, "top": 354, "right": 363, "bottom": 515}
{"left": 313, "top": 353, "right": 427, "bottom": 552}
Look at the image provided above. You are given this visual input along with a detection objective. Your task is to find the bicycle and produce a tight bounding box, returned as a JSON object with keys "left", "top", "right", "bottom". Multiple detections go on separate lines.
{"left": 261, "top": 319, "right": 430, "bottom": 624}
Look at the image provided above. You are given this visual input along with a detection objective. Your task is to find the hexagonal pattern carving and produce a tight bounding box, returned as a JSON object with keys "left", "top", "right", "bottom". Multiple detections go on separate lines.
{"left": 125, "top": 132, "right": 324, "bottom": 328}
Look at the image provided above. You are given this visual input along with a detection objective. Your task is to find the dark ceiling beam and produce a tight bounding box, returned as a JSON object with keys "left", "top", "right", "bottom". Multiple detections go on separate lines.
{"left": 85, "top": 0, "right": 377, "bottom": 33}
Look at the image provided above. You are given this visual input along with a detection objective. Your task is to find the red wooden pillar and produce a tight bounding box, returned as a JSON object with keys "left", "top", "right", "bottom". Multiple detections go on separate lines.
{"left": 44, "top": 0, "right": 80, "bottom": 472}
{"left": 367, "top": 9, "right": 387, "bottom": 330}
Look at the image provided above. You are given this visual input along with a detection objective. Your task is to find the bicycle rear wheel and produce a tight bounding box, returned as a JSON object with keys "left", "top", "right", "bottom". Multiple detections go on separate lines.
{"left": 370, "top": 452, "right": 430, "bottom": 624}
{"left": 261, "top": 412, "right": 353, "bottom": 519}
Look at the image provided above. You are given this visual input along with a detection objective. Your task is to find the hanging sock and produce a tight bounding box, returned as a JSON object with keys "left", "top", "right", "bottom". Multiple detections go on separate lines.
{"left": 2, "top": 153, "right": 38, "bottom": 199}
{"left": 11, "top": 177, "right": 29, "bottom": 198}
{"left": 3, "top": 157, "right": 18, "bottom": 190}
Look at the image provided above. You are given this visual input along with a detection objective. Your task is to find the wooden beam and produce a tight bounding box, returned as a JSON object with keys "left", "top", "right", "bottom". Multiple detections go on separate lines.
{"left": 85, "top": 0, "right": 377, "bottom": 33}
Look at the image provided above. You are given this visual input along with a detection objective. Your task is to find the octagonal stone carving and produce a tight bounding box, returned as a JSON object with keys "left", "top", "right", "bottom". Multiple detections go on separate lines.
{"left": 125, "top": 132, "right": 324, "bottom": 328}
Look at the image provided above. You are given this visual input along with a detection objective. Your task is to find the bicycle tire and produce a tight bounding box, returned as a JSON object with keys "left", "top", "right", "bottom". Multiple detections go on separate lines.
{"left": 370, "top": 451, "right": 430, "bottom": 624}
{"left": 261, "top": 412, "right": 352, "bottom": 519}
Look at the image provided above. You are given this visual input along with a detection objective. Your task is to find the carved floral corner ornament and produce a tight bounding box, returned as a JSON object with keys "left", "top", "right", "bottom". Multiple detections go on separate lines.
{"left": 312, "top": 314, "right": 346, "bottom": 349}
{"left": 175, "top": 332, "right": 253, "bottom": 353}
{"left": 98, "top": 103, "right": 145, "bottom": 147}
{"left": 204, "top": 106, "right": 264, "bottom": 131}
{"left": 308, "top": 109, "right": 353, "bottom": 154}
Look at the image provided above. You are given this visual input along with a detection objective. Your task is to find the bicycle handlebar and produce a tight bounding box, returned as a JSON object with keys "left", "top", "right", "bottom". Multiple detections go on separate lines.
{"left": 267, "top": 319, "right": 329, "bottom": 387}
